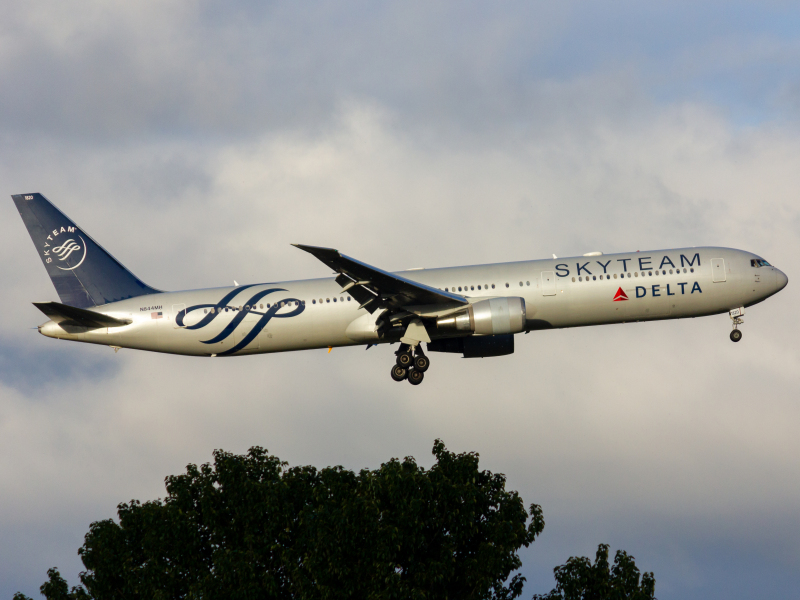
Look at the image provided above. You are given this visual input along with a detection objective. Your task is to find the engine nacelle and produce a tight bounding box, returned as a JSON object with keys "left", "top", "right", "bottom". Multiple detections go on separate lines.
{"left": 435, "top": 297, "right": 526, "bottom": 336}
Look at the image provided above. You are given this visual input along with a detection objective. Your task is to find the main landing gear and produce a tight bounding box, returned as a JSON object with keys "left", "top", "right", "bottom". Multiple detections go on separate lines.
{"left": 729, "top": 307, "right": 744, "bottom": 343}
{"left": 390, "top": 343, "right": 430, "bottom": 385}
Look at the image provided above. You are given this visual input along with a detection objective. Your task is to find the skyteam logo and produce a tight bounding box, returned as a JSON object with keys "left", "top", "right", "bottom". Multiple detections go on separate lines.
{"left": 53, "top": 237, "right": 87, "bottom": 270}
{"left": 175, "top": 285, "right": 305, "bottom": 356}
{"left": 42, "top": 226, "right": 87, "bottom": 271}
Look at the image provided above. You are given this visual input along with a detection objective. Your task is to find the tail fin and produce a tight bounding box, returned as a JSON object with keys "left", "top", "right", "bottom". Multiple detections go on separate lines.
{"left": 12, "top": 193, "right": 161, "bottom": 308}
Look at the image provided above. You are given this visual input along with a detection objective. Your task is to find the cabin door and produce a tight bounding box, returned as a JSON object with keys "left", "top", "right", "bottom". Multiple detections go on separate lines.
{"left": 541, "top": 271, "right": 556, "bottom": 296}
{"left": 711, "top": 258, "right": 726, "bottom": 282}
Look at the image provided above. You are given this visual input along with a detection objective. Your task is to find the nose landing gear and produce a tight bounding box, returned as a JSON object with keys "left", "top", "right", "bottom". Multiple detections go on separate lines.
{"left": 392, "top": 343, "right": 429, "bottom": 385}
{"left": 729, "top": 307, "right": 744, "bottom": 343}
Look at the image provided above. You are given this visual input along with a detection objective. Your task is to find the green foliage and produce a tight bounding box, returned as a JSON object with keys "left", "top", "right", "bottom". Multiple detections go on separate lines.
{"left": 22, "top": 440, "right": 544, "bottom": 600}
{"left": 533, "top": 543, "right": 656, "bottom": 600}
{"left": 11, "top": 568, "right": 91, "bottom": 600}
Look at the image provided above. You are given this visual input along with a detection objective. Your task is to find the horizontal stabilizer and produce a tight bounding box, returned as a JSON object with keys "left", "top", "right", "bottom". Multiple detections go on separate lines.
{"left": 33, "top": 301, "right": 132, "bottom": 329}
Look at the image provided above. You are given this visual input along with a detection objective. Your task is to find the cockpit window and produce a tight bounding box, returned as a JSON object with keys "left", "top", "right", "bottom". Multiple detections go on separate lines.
{"left": 751, "top": 259, "right": 772, "bottom": 267}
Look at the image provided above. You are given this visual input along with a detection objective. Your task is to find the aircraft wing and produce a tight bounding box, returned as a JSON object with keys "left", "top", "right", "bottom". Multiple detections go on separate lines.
{"left": 33, "top": 301, "right": 132, "bottom": 328}
{"left": 293, "top": 244, "right": 468, "bottom": 313}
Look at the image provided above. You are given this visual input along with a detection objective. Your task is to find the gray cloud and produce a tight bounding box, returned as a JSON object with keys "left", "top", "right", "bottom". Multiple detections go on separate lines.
{"left": 1, "top": 2, "right": 799, "bottom": 599}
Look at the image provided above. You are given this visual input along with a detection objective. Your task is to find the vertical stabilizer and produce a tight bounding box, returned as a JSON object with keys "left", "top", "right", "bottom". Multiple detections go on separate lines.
{"left": 12, "top": 193, "right": 161, "bottom": 308}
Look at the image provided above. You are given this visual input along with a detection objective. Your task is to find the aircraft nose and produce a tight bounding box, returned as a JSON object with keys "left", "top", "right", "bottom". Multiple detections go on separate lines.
{"left": 776, "top": 269, "right": 788, "bottom": 291}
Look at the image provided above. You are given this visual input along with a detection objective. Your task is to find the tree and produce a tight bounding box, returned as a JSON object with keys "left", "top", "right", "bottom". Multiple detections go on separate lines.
{"left": 13, "top": 568, "right": 90, "bottom": 600}
{"left": 533, "top": 543, "right": 656, "bottom": 600}
{"left": 19, "top": 440, "right": 545, "bottom": 600}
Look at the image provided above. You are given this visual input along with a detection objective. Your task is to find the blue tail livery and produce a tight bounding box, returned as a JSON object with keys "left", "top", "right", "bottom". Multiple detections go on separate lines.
{"left": 12, "top": 193, "right": 160, "bottom": 308}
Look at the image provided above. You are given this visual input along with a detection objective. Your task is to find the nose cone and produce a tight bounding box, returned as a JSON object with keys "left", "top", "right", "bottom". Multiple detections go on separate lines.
{"left": 776, "top": 269, "right": 788, "bottom": 292}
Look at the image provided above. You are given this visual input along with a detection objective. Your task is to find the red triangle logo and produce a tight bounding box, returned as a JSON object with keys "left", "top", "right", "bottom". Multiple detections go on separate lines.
{"left": 613, "top": 287, "right": 628, "bottom": 302}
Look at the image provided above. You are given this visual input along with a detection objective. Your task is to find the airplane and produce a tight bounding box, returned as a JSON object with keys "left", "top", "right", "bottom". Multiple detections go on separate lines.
{"left": 12, "top": 193, "right": 789, "bottom": 385}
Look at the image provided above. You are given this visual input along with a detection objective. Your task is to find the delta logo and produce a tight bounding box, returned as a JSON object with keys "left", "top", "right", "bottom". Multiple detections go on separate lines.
{"left": 613, "top": 287, "right": 628, "bottom": 302}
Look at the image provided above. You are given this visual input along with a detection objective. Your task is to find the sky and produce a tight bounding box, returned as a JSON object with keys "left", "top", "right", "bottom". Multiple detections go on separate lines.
{"left": 1, "top": 1, "right": 799, "bottom": 598}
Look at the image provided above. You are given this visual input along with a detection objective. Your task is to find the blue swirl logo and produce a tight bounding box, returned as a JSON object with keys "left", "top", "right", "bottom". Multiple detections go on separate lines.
{"left": 175, "top": 285, "right": 305, "bottom": 356}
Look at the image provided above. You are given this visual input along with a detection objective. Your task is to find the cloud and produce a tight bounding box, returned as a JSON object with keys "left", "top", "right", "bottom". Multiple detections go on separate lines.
{"left": 1, "top": 2, "right": 800, "bottom": 598}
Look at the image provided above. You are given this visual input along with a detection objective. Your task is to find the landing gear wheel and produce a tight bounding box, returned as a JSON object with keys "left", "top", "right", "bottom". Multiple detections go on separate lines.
{"left": 396, "top": 352, "right": 413, "bottom": 368}
{"left": 408, "top": 368, "right": 424, "bottom": 385}
{"left": 413, "top": 354, "right": 430, "bottom": 372}
{"left": 730, "top": 329, "right": 743, "bottom": 343}
{"left": 391, "top": 365, "right": 408, "bottom": 381}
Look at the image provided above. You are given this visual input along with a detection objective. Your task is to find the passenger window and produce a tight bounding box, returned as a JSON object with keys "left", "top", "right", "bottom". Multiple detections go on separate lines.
{"left": 471, "top": 286, "right": 474, "bottom": 291}
{"left": 690, "top": 268, "right": 694, "bottom": 273}
{"left": 505, "top": 283, "right": 509, "bottom": 288}
{"left": 326, "top": 298, "right": 330, "bottom": 303}
{"left": 204, "top": 309, "right": 207, "bottom": 314}
{"left": 333, "top": 298, "right": 337, "bottom": 302}
{"left": 458, "top": 287, "right": 462, "bottom": 291}
{"left": 526, "top": 281, "right": 530, "bottom": 286}
{"left": 572, "top": 277, "right": 576, "bottom": 282}
{"left": 519, "top": 282, "right": 523, "bottom": 287}
{"left": 477, "top": 285, "right": 481, "bottom": 290}
{"left": 599, "top": 275, "right": 603, "bottom": 280}
{"left": 312, "top": 299, "right": 316, "bottom": 304}
{"left": 491, "top": 284, "right": 495, "bottom": 289}
{"left": 592, "top": 276, "right": 596, "bottom": 281}
{"left": 634, "top": 272, "right": 638, "bottom": 277}
{"left": 613, "top": 274, "right": 617, "bottom": 279}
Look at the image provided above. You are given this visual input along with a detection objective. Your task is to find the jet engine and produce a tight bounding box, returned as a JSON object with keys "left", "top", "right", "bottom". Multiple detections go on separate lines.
{"left": 435, "top": 297, "right": 526, "bottom": 336}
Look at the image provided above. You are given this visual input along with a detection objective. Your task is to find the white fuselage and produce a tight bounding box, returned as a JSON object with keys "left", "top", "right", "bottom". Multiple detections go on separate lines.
{"left": 38, "top": 246, "right": 787, "bottom": 357}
